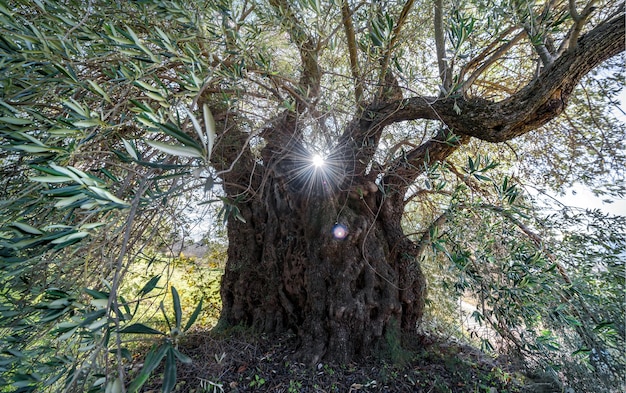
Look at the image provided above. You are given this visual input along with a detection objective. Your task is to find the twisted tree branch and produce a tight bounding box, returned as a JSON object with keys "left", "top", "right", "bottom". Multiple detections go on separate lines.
{"left": 434, "top": 0, "right": 452, "bottom": 93}
{"left": 375, "top": 9, "right": 623, "bottom": 195}
{"left": 377, "top": 11, "right": 624, "bottom": 142}
{"left": 341, "top": 0, "right": 363, "bottom": 103}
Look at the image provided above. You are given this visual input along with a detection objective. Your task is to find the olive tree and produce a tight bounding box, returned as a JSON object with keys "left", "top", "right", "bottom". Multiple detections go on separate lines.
{"left": 0, "top": 0, "right": 624, "bottom": 390}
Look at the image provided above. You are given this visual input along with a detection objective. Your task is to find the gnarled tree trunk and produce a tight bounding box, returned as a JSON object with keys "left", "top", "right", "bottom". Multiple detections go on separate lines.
{"left": 218, "top": 148, "right": 426, "bottom": 364}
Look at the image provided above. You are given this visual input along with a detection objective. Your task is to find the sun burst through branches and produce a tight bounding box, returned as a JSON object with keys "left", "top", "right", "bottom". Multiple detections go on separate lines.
{"left": 312, "top": 154, "right": 325, "bottom": 168}
{"left": 283, "top": 147, "right": 345, "bottom": 198}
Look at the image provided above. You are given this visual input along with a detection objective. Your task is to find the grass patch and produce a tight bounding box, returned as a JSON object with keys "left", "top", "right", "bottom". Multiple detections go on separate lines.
{"left": 121, "top": 254, "right": 223, "bottom": 333}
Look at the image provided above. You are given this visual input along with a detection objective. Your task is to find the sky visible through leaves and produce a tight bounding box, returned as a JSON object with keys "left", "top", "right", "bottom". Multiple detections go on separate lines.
{"left": 556, "top": 87, "right": 626, "bottom": 217}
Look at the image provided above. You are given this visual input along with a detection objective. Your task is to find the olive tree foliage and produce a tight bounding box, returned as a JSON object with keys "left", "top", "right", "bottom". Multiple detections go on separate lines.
{"left": 0, "top": 1, "right": 215, "bottom": 392}
{"left": 0, "top": 0, "right": 624, "bottom": 391}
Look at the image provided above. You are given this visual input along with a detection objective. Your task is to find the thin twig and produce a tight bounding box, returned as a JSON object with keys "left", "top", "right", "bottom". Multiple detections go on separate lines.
{"left": 63, "top": 0, "right": 94, "bottom": 40}
{"left": 377, "top": 0, "right": 416, "bottom": 96}
{"left": 459, "top": 26, "right": 517, "bottom": 81}
{"left": 461, "top": 31, "right": 525, "bottom": 94}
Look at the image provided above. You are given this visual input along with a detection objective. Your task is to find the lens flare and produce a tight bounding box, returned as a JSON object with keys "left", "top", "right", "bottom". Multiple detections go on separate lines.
{"left": 281, "top": 143, "right": 346, "bottom": 198}
{"left": 332, "top": 224, "right": 348, "bottom": 239}
{"left": 312, "top": 154, "right": 325, "bottom": 168}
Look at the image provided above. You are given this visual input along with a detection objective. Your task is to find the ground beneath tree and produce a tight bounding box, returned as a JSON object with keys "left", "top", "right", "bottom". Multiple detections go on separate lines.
{"left": 136, "top": 328, "right": 548, "bottom": 393}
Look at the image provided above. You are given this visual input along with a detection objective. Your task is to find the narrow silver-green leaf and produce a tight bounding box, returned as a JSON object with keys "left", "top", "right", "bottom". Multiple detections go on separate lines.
{"left": 172, "top": 348, "right": 193, "bottom": 364}
{"left": 87, "top": 80, "right": 111, "bottom": 103}
{"left": 127, "top": 344, "right": 169, "bottom": 393}
{"left": 54, "top": 194, "right": 88, "bottom": 208}
{"left": 73, "top": 118, "right": 101, "bottom": 128}
{"left": 13, "top": 145, "right": 52, "bottom": 153}
{"left": 203, "top": 104, "right": 216, "bottom": 159}
{"left": 0, "top": 116, "right": 31, "bottom": 125}
{"left": 105, "top": 378, "right": 122, "bottom": 393}
{"left": 161, "top": 348, "right": 177, "bottom": 393}
{"left": 87, "top": 186, "right": 129, "bottom": 206}
{"left": 146, "top": 140, "right": 203, "bottom": 158}
{"left": 119, "top": 323, "right": 165, "bottom": 335}
{"left": 11, "top": 222, "right": 43, "bottom": 235}
{"left": 134, "top": 80, "right": 162, "bottom": 93}
{"left": 138, "top": 275, "right": 161, "bottom": 297}
{"left": 122, "top": 138, "right": 139, "bottom": 160}
{"left": 182, "top": 106, "right": 206, "bottom": 153}
{"left": 63, "top": 98, "right": 89, "bottom": 117}
{"left": 171, "top": 286, "right": 182, "bottom": 330}
{"left": 183, "top": 298, "right": 203, "bottom": 332}
{"left": 30, "top": 175, "right": 73, "bottom": 183}
{"left": 50, "top": 231, "right": 89, "bottom": 244}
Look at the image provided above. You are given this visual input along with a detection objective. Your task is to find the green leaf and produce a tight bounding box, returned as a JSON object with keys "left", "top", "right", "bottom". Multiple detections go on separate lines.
{"left": 87, "top": 80, "right": 111, "bottom": 103}
{"left": 453, "top": 101, "right": 461, "bottom": 114}
{"left": 13, "top": 144, "right": 53, "bottom": 153}
{"left": 172, "top": 348, "right": 192, "bottom": 364}
{"left": 57, "top": 325, "right": 79, "bottom": 341}
{"left": 122, "top": 138, "right": 139, "bottom": 160}
{"left": 90, "top": 299, "right": 109, "bottom": 309}
{"left": 183, "top": 298, "right": 203, "bottom": 332}
{"left": 156, "top": 121, "right": 202, "bottom": 148}
{"left": 105, "top": 377, "right": 122, "bottom": 393}
{"left": 468, "top": 156, "right": 475, "bottom": 171}
{"left": 44, "top": 298, "right": 71, "bottom": 309}
{"left": 49, "top": 163, "right": 85, "bottom": 183}
{"left": 138, "top": 275, "right": 161, "bottom": 297}
{"left": 81, "top": 222, "right": 106, "bottom": 230}
{"left": 73, "top": 118, "right": 101, "bottom": 128}
{"left": 0, "top": 116, "right": 31, "bottom": 125}
{"left": 127, "top": 343, "right": 169, "bottom": 393}
{"left": 127, "top": 373, "right": 150, "bottom": 393}
{"left": 85, "top": 288, "right": 109, "bottom": 299}
{"left": 171, "top": 286, "right": 182, "bottom": 330}
{"left": 473, "top": 173, "right": 492, "bottom": 182}
{"left": 182, "top": 106, "right": 205, "bottom": 149}
{"left": 10, "top": 222, "right": 43, "bottom": 235}
{"left": 54, "top": 194, "right": 89, "bottom": 208}
{"left": 125, "top": 25, "right": 141, "bottom": 45}
{"left": 30, "top": 164, "right": 65, "bottom": 176}
{"left": 63, "top": 98, "right": 90, "bottom": 117}
{"left": 162, "top": 348, "right": 177, "bottom": 393}
{"left": 87, "top": 186, "right": 129, "bottom": 206}
{"left": 50, "top": 231, "right": 89, "bottom": 244}
{"left": 594, "top": 321, "right": 616, "bottom": 332}
{"left": 203, "top": 104, "right": 216, "bottom": 158}
{"left": 572, "top": 347, "right": 591, "bottom": 356}
{"left": 146, "top": 140, "right": 203, "bottom": 158}
{"left": 130, "top": 99, "right": 155, "bottom": 113}
{"left": 30, "top": 175, "right": 73, "bottom": 183}
{"left": 234, "top": 210, "right": 246, "bottom": 223}
{"left": 80, "top": 309, "right": 107, "bottom": 327}
{"left": 53, "top": 63, "right": 78, "bottom": 82}
{"left": 133, "top": 80, "right": 163, "bottom": 94}
{"left": 160, "top": 300, "right": 171, "bottom": 330}
{"left": 87, "top": 317, "right": 109, "bottom": 331}
{"left": 144, "top": 90, "right": 167, "bottom": 102}
{"left": 119, "top": 323, "right": 165, "bottom": 335}
{"left": 144, "top": 343, "right": 169, "bottom": 373}
{"left": 563, "top": 315, "right": 582, "bottom": 327}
